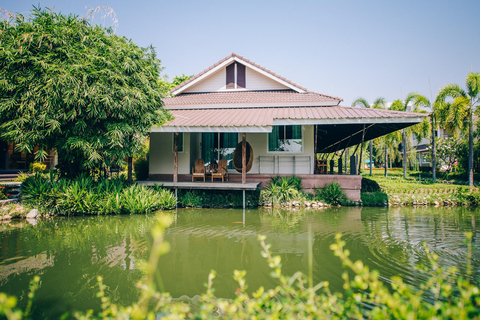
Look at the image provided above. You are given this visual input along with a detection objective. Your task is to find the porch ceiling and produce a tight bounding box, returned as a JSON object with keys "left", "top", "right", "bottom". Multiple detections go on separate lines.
{"left": 316, "top": 122, "right": 417, "bottom": 153}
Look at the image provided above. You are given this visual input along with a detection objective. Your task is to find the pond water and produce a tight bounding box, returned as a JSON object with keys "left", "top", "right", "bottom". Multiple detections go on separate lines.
{"left": 0, "top": 206, "right": 479, "bottom": 318}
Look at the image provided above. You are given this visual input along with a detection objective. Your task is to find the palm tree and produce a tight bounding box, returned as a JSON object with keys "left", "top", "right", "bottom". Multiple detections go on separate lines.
{"left": 436, "top": 72, "right": 480, "bottom": 188}
{"left": 374, "top": 131, "right": 401, "bottom": 177}
{"left": 352, "top": 97, "right": 387, "bottom": 175}
{"left": 390, "top": 94, "right": 431, "bottom": 179}
{"left": 410, "top": 95, "right": 442, "bottom": 182}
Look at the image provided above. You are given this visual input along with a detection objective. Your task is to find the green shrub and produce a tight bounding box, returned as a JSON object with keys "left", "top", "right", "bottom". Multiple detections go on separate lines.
{"left": 29, "top": 162, "right": 46, "bottom": 173}
{"left": 121, "top": 185, "right": 176, "bottom": 214}
{"left": 134, "top": 158, "right": 149, "bottom": 181}
{"left": 14, "top": 172, "right": 30, "bottom": 182}
{"left": 21, "top": 175, "right": 175, "bottom": 215}
{"left": 260, "top": 176, "right": 305, "bottom": 205}
{"left": 466, "top": 191, "right": 480, "bottom": 206}
{"left": 361, "top": 177, "right": 381, "bottom": 192}
{"left": 361, "top": 191, "right": 388, "bottom": 206}
{"left": 315, "top": 182, "right": 347, "bottom": 205}
{"left": 0, "top": 185, "right": 7, "bottom": 200}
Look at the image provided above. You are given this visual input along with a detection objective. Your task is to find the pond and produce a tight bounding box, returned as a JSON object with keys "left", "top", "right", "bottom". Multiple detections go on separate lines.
{"left": 0, "top": 206, "right": 479, "bottom": 318}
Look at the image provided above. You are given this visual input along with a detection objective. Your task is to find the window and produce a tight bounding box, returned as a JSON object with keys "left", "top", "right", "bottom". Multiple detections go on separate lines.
{"left": 172, "top": 132, "right": 184, "bottom": 152}
{"left": 226, "top": 62, "right": 246, "bottom": 89}
{"left": 202, "top": 133, "right": 237, "bottom": 169}
{"left": 268, "top": 125, "right": 302, "bottom": 152}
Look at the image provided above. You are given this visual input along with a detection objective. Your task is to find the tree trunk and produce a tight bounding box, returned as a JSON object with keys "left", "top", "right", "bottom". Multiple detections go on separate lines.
{"left": 468, "top": 107, "right": 474, "bottom": 189}
{"left": 384, "top": 145, "right": 388, "bottom": 178}
{"left": 403, "top": 130, "right": 407, "bottom": 179}
{"left": 369, "top": 140, "right": 373, "bottom": 176}
{"left": 431, "top": 117, "right": 436, "bottom": 182}
{"left": 127, "top": 157, "right": 133, "bottom": 181}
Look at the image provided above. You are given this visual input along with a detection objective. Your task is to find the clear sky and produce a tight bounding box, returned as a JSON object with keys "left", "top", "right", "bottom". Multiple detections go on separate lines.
{"left": 2, "top": 0, "right": 480, "bottom": 106}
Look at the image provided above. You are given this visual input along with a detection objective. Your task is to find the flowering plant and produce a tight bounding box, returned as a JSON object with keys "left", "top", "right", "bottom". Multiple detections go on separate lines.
{"left": 0, "top": 186, "right": 7, "bottom": 200}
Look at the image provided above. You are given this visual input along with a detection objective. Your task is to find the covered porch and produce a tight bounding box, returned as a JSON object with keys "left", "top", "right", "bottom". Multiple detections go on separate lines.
{"left": 149, "top": 105, "right": 426, "bottom": 202}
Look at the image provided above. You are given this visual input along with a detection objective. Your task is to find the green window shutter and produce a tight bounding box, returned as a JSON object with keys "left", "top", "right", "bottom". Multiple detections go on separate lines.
{"left": 268, "top": 126, "right": 280, "bottom": 151}
{"left": 221, "top": 133, "right": 238, "bottom": 169}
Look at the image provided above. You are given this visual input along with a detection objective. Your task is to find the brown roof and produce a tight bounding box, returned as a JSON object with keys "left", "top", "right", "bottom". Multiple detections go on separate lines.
{"left": 156, "top": 106, "right": 426, "bottom": 129}
{"left": 163, "top": 90, "right": 341, "bottom": 108}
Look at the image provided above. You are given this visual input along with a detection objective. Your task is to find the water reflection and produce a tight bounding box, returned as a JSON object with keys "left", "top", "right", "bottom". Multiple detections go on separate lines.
{"left": 0, "top": 206, "right": 479, "bottom": 318}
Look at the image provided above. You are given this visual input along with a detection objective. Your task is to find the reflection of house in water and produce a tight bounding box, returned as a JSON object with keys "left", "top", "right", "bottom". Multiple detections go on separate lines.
{"left": 0, "top": 253, "right": 54, "bottom": 284}
{"left": 0, "top": 140, "right": 57, "bottom": 172}
{"left": 160, "top": 208, "right": 363, "bottom": 298}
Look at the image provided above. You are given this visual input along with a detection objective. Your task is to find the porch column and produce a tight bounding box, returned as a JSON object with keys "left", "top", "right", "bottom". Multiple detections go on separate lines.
{"left": 173, "top": 132, "right": 178, "bottom": 184}
{"left": 242, "top": 133, "right": 246, "bottom": 184}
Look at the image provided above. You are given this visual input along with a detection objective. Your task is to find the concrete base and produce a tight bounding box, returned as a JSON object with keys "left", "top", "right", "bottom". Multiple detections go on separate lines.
{"left": 149, "top": 173, "right": 362, "bottom": 201}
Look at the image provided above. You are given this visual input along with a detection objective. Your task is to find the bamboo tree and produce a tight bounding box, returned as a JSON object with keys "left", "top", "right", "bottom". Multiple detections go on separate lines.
{"left": 351, "top": 97, "right": 386, "bottom": 175}
{"left": 0, "top": 7, "right": 171, "bottom": 176}
{"left": 435, "top": 73, "right": 480, "bottom": 188}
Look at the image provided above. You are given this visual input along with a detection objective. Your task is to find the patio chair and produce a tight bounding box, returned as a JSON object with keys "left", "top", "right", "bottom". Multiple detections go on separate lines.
{"left": 211, "top": 163, "right": 227, "bottom": 182}
{"left": 192, "top": 158, "right": 205, "bottom": 182}
{"left": 218, "top": 158, "right": 229, "bottom": 181}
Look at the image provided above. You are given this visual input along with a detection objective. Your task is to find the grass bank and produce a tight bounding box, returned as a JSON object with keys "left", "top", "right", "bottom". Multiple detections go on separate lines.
{"left": 362, "top": 168, "right": 480, "bottom": 206}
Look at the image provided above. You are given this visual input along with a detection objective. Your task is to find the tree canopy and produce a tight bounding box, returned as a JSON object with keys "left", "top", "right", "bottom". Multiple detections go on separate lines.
{"left": 435, "top": 72, "right": 480, "bottom": 187}
{"left": 0, "top": 7, "right": 170, "bottom": 175}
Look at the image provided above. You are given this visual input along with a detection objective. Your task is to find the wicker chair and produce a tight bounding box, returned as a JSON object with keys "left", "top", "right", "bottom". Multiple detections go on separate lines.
{"left": 192, "top": 158, "right": 205, "bottom": 182}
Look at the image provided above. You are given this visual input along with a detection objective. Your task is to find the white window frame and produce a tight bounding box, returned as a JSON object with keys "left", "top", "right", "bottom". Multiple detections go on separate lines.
{"left": 267, "top": 125, "right": 303, "bottom": 153}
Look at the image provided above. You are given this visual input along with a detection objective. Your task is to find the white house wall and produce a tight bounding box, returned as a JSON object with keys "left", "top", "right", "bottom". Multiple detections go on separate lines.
{"left": 183, "top": 65, "right": 290, "bottom": 93}
{"left": 245, "top": 68, "right": 289, "bottom": 91}
{"left": 149, "top": 126, "right": 314, "bottom": 175}
{"left": 184, "top": 69, "right": 226, "bottom": 93}
{"left": 149, "top": 132, "right": 191, "bottom": 175}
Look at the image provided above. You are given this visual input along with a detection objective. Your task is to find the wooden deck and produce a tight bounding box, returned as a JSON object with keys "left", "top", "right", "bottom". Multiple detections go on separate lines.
{"left": 137, "top": 180, "right": 261, "bottom": 190}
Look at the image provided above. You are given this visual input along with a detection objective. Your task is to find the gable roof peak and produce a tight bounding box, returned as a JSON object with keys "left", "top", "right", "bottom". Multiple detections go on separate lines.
{"left": 170, "top": 53, "right": 314, "bottom": 96}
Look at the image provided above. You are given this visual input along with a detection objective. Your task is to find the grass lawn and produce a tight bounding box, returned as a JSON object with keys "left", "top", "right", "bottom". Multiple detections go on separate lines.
{"left": 361, "top": 168, "right": 480, "bottom": 206}
{"left": 363, "top": 168, "right": 466, "bottom": 194}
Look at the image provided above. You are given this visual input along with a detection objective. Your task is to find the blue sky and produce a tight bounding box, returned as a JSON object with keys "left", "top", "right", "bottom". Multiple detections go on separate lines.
{"left": 3, "top": 0, "right": 480, "bottom": 106}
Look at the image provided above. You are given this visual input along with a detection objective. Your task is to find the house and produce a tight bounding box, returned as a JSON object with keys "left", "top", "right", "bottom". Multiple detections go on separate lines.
{"left": 149, "top": 53, "right": 426, "bottom": 200}
{"left": 0, "top": 140, "right": 57, "bottom": 173}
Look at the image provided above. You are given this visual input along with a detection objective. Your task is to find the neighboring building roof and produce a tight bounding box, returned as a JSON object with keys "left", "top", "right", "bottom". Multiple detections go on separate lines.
{"left": 163, "top": 90, "right": 341, "bottom": 109}
{"left": 170, "top": 52, "right": 314, "bottom": 95}
{"left": 152, "top": 106, "right": 426, "bottom": 133}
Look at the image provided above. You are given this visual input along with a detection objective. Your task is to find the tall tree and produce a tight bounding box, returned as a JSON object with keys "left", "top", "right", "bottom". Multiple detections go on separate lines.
{"left": 390, "top": 94, "right": 430, "bottom": 179}
{"left": 0, "top": 7, "right": 170, "bottom": 176}
{"left": 352, "top": 97, "right": 386, "bottom": 175}
{"left": 410, "top": 95, "right": 443, "bottom": 182}
{"left": 436, "top": 72, "right": 480, "bottom": 188}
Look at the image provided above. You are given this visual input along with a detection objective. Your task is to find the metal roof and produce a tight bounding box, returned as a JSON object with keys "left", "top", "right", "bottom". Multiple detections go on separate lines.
{"left": 151, "top": 106, "right": 426, "bottom": 133}
{"left": 164, "top": 90, "right": 341, "bottom": 108}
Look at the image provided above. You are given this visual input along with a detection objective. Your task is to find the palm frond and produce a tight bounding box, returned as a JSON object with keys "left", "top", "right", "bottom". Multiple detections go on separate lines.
{"left": 466, "top": 72, "right": 480, "bottom": 100}
{"left": 372, "top": 97, "right": 386, "bottom": 109}
{"left": 351, "top": 97, "right": 370, "bottom": 108}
